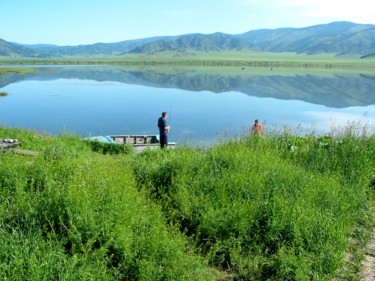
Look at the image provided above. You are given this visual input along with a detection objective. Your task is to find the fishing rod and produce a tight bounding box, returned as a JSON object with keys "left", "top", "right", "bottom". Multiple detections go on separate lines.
{"left": 168, "top": 99, "right": 174, "bottom": 130}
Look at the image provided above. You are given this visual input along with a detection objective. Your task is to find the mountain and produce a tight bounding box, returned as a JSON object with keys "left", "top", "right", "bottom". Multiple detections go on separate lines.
{"left": 23, "top": 36, "right": 171, "bottom": 56}
{"left": 239, "top": 22, "right": 375, "bottom": 55}
{"left": 0, "top": 38, "right": 39, "bottom": 57}
{"left": 129, "top": 32, "right": 252, "bottom": 53}
{"left": 1, "top": 66, "right": 373, "bottom": 108}
{"left": 126, "top": 21, "right": 375, "bottom": 56}
{"left": 0, "top": 21, "right": 374, "bottom": 57}
{"left": 329, "top": 28, "right": 375, "bottom": 55}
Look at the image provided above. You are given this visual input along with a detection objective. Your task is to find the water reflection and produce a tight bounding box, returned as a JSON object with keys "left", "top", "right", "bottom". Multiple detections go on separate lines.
{"left": 0, "top": 65, "right": 374, "bottom": 145}
{"left": 1, "top": 65, "right": 374, "bottom": 108}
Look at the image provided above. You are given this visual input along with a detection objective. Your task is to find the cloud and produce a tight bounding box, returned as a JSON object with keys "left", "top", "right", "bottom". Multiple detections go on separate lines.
{"left": 281, "top": 0, "right": 375, "bottom": 23}
{"left": 239, "top": 0, "right": 375, "bottom": 26}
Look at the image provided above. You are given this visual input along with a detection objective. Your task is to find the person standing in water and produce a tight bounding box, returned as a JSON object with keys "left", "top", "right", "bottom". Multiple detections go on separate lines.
{"left": 157, "top": 112, "right": 170, "bottom": 148}
{"left": 251, "top": 119, "right": 263, "bottom": 137}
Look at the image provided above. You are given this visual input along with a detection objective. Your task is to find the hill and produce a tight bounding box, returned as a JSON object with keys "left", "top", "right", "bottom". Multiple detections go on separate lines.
{"left": 23, "top": 36, "right": 172, "bottom": 57}
{"left": 0, "top": 38, "right": 38, "bottom": 57}
{"left": 129, "top": 32, "right": 252, "bottom": 53}
{"left": 0, "top": 21, "right": 374, "bottom": 57}
{"left": 236, "top": 21, "right": 375, "bottom": 55}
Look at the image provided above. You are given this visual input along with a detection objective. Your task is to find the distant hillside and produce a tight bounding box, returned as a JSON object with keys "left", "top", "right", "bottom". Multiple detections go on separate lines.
{"left": 0, "top": 38, "right": 39, "bottom": 57}
{"left": 24, "top": 36, "right": 171, "bottom": 56}
{"left": 0, "top": 21, "right": 374, "bottom": 57}
{"left": 236, "top": 21, "right": 375, "bottom": 54}
{"left": 329, "top": 28, "right": 375, "bottom": 55}
{"left": 129, "top": 33, "right": 252, "bottom": 53}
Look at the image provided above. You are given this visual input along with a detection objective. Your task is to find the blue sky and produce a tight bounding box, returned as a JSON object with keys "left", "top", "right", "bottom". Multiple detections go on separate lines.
{"left": 1, "top": 0, "right": 374, "bottom": 45}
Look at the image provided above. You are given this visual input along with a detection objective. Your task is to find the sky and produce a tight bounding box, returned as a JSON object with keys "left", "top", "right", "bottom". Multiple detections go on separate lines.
{"left": 1, "top": 0, "right": 375, "bottom": 46}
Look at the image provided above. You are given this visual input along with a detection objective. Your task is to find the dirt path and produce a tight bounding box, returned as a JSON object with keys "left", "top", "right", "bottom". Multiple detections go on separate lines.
{"left": 360, "top": 227, "right": 375, "bottom": 280}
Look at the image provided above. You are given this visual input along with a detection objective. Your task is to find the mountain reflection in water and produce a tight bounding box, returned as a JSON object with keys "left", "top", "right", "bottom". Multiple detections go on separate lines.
{"left": 0, "top": 65, "right": 374, "bottom": 145}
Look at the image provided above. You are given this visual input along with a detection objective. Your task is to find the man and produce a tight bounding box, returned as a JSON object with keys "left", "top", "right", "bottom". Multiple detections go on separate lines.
{"left": 157, "top": 112, "right": 170, "bottom": 148}
{"left": 251, "top": 119, "right": 263, "bottom": 137}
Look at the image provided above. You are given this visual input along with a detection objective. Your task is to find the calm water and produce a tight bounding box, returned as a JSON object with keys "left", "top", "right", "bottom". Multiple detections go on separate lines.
{"left": 0, "top": 65, "right": 374, "bottom": 146}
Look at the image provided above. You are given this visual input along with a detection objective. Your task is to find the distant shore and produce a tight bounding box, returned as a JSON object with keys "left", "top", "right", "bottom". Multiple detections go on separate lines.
{"left": 1, "top": 51, "right": 375, "bottom": 71}
{"left": 0, "top": 67, "right": 36, "bottom": 75}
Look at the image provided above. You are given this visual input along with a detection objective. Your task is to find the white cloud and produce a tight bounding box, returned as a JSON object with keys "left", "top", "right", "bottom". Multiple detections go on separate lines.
{"left": 281, "top": 0, "right": 375, "bottom": 23}
{"left": 239, "top": 0, "right": 375, "bottom": 25}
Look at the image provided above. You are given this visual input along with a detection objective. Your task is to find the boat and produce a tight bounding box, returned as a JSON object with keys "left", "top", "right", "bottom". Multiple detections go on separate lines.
{"left": 0, "top": 138, "right": 22, "bottom": 150}
{"left": 85, "top": 135, "right": 176, "bottom": 151}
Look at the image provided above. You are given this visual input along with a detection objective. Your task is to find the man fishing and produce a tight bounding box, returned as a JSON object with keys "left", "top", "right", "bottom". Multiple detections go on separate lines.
{"left": 157, "top": 112, "right": 170, "bottom": 148}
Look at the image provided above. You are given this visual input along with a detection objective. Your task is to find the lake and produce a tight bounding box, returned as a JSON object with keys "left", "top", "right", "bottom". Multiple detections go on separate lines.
{"left": 0, "top": 65, "right": 374, "bottom": 146}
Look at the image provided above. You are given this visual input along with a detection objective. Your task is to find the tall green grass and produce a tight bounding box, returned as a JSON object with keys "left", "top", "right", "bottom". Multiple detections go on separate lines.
{"left": 132, "top": 132, "right": 374, "bottom": 280}
{"left": 1, "top": 125, "right": 374, "bottom": 280}
{"left": 0, "top": 127, "right": 216, "bottom": 280}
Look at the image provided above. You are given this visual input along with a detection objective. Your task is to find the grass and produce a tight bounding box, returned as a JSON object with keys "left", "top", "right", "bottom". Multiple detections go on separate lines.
{"left": 1, "top": 52, "right": 375, "bottom": 72}
{"left": 0, "top": 125, "right": 374, "bottom": 280}
{"left": 0, "top": 68, "right": 36, "bottom": 75}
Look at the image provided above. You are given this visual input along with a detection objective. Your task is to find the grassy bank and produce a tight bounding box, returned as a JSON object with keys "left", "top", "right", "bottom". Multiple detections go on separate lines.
{"left": 0, "top": 68, "right": 36, "bottom": 75}
{"left": 0, "top": 126, "right": 374, "bottom": 280}
{"left": 1, "top": 51, "right": 375, "bottom": 72}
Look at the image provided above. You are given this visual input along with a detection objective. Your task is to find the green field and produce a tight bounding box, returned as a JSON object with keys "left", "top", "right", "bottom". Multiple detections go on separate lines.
{"left": 1, "top": 51, "right": 375, "bottom": 73}
{"left": 0, "top": 125, "right": 374, "bottom": 280}
{"left": 0, "top": 68, "right": 36, "bottom": 75}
